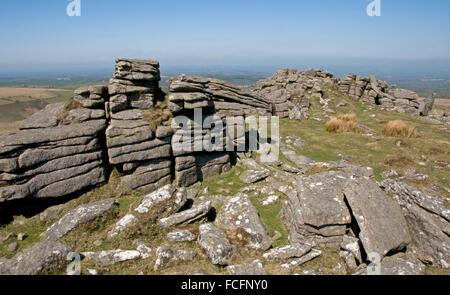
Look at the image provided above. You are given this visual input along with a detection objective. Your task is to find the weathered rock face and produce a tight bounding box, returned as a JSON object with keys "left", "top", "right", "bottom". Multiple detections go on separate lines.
{"left": 198, "top": 223, "right": 236, "bottom": 265}
{"left": 418, "top": 93, "right": 436, "bottom": 116}
{"left": 0, "top": 240, "right": 73, "bottom": 275}
{"left": 168, "top": 74, "right": 273, "bottom": 187}
{"left": 381, "top": 179, "right": 450, "bottom": 268}
{"left": 159, "top": 201, "right": 212, "bottom": 228}
{"left": 167, "top": 229, "right": 197, "bottom": 243}
{"left": 338, "top": 74, "right": 422, "bottom": 115}
{"left": 168, "top": 75, "right": 271, "bottom": 117}
{"left": 43, "top": 198, "right": 116, "bottom": 241}
{"left": 281, "top": 170, "right": 352, "bottom": 247}
{"left": 251, "top": 68, "right": 336, "bottom": 119}
{"left": 174, "top": 152, "right": 231, "bottom": 187}
{"left": 226, "top": 259, "right": 268, "bottom": 275}
{"left": 154, "top": 246, "right": 196, "bottom": 271}
{"left": 343, "top": 178, "right": 411, "bottom": 260}
{"left": 262, "top": 244, "right": 312, "bottom": 261}
{"left": 281, "top": 169, "right": 411, "bottom": 261}
{"left": 82, "top": 249, "right": 143, "bottom": 266}
{"left": 215, "top": 193, "right": 272, "bottom": 250}
{"left": 0, "top": 85, "right": 108, "bottom": 203}
{"left": 105, "top": 59, "right": 174, "bottom": 192}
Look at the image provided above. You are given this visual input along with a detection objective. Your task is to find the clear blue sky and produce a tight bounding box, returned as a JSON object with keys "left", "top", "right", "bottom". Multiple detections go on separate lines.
{"left": 1, "top": 0, "right": 450, "bottom": 73}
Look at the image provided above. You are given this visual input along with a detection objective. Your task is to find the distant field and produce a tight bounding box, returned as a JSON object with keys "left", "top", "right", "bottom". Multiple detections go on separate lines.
{"left": 0, "top": 87, "right": 74, "bottom": 134}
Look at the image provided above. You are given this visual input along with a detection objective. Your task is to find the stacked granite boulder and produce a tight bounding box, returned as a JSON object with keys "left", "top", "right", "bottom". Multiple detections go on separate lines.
{"left": 168, "top": 75, "right": 272, "bottom": 187}
{"left": 281, "top": 166, "right": 411, "bottom": 265}
{"left": 0, "top": 86, "right": 108, "bottom": 202}
{"left": 250, "top": 68, "right": 336, "bottom": 119}
{"left": 168, "top": 75, "right": 271, "bottom": 117}
{"left": 338, "top": 74, "right": 423, "bottom": 115}
{"left": 105, "top": 59, "right": 172, "bottom": 192}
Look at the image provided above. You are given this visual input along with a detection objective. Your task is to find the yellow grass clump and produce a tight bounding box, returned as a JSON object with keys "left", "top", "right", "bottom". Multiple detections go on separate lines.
{"left": 326, "top": 113, "right": 358, "bottom": 133}
{"left": 382, "top": 120, "right": 417, "bottom": 138}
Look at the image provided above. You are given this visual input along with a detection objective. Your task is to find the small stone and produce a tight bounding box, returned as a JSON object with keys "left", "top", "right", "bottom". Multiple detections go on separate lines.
{"left": 154, "top": 247, "right": 196, "bottom": 271}
{"left": 7, "top": 242, "right": 18, "bottom": 252}
{"left": 227, "top": 259, "right": 268, "bottom": 275}
{"left": 167, "top": 229, "right": 196, "bottom": 242}
{"left": 263, "top": 244, "right": 312, "bottom": 261}
{"left": 93, "top": 240, "right": 103, "bottom": 247}
{"left": 280, "top": 249, "right": 322, "bottom": 269}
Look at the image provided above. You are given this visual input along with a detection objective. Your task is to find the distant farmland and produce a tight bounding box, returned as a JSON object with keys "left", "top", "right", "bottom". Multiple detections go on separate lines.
{"left": 0, "top": 87, "right": 74, "bottom": 135}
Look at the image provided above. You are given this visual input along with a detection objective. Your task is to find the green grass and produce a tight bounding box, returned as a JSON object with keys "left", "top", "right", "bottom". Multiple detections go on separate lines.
{"left": 280, "top": 89, "right": 450, "bottom": 188}
{"left": 200, "top": 165, "right": 247, "bottom": 196}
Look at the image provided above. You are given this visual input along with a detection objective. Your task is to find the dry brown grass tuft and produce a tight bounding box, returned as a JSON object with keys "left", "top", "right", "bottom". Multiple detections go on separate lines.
{"left": 56, "top": 99, "right": 83, "bottom": 122}
{"left": 143, "top": 108, "right": 172, "bottom": 132}
{"left": 336, "top": 113, "right": 357, "bottom": 122}
{"left": 382, "top": 120, "right": 417, "bottom": 138}
{"left": 326, "top": 113, "right": 358, "bottom": 133}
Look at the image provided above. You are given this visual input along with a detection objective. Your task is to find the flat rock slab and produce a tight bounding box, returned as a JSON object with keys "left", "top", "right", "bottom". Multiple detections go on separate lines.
{"left": 82, "top": 249, "right": 142, "bottom": 266}
{"left": 281, "top": 148, "right": 314, "bottom": 167}
{"left": 0, "top": 240, "right": 72, "bottom": 275}
{"left": 43, "top": 198, "right": 115, "bottom": 241}
{"left": 280, "top": 249, "right": 322, "bottom": 269}
{"left": 135, "top": 184, "right": 186, "bottom": 215}
{"left": 198, "top": 223, "right": 236, "bottom": 265}
{"left": 344, "top": 178, "right": 411, "bottom": 260}
{"left": 227, "top": 259, "right": 268, "bottom": 275}
{"left": 19, "top": 102, "right": 65, "bottom": 130}
{"left": 167, "top": 229, "right": 197, "bottom": 243}
{"left": 215, "top": 193, "right": 272, "bottom": 250}
{"left": 159, "top": 201, "right": 212, "bottom": 228}
{"left": 239, "top": 169, "right": 270, "bottom": 184}
{"left": 263, "top": 244, "right": 312, "bottom": 261}
{"left": 154, "top": 247, "right": 196, "bottom": 271}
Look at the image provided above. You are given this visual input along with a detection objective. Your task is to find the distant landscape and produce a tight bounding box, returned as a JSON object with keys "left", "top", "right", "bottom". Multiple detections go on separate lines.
{"left": 0, "top": 66, "right": 449, "bottom": 136}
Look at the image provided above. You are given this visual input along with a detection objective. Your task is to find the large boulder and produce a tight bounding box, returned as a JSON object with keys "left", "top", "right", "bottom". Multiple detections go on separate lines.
{"left": 0, "top": 240, "right": 73, "bottom": 275}
{"left": 343, "top": 178, "right": 411, "bottom": 260}
{"left": 381, "top": 179, "right": 450, "bottom": 268}
{"left": 282, "top": 169, "right": 411, "bottom": 258}
{"left": 215, "top": 193, "right": 272, "bottom": 250}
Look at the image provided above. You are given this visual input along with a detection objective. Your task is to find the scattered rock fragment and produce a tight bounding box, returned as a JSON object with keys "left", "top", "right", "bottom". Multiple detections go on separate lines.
{"left": 82, "top": 249, "right": 142, "bottom": 266}
{"left": 108, "top": 214, "right": 137, "bottom": 238}
{"left": 263, "top": 244, "right": 312, "bottom": 261}
{"left": 43, "top": 198, "right": 115, "bottom": 241}
{"left": 159, "top": 201, "right": 212, "bottom": 228}
{"left": 198, "top": 223, "right": 236, "bottom": 265}
{"left": 154, "top": 247, "right": 196, "bottom": 271}
{"left": 167, "top": 229, "right": 197, "bottom": 242}
{"left": 227, "top": 259, "right": 267, "bottom": 275}
{"left": 280, "top": 249, "right": 322, "bottom": 269}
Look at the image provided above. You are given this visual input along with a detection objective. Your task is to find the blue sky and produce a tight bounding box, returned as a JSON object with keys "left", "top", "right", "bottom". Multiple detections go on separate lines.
{"left": 0, "top": 0, "right": 450, "bottom": 73}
